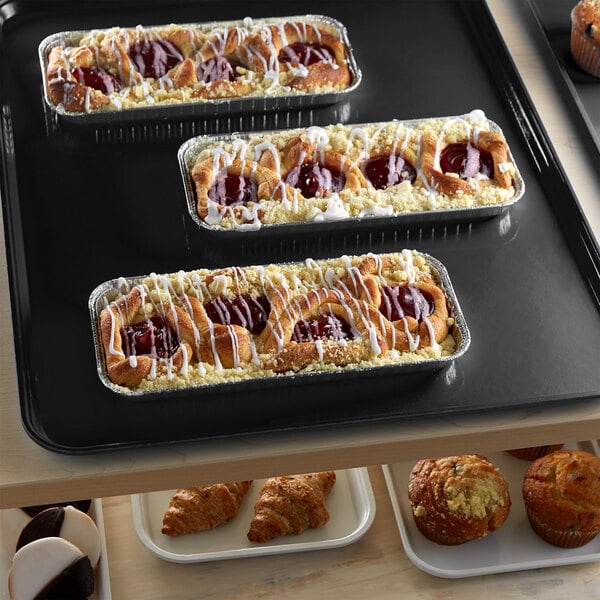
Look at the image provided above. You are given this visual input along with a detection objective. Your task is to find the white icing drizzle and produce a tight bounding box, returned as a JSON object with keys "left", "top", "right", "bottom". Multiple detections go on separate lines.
{"left": 197, "top": 113, "right": 510, "bottom": 231}
{"left": 104, "top": 252, "right": 447, "bottom": 386}
{"left": 51, "top": 17, "right": 349, "bottom": 113}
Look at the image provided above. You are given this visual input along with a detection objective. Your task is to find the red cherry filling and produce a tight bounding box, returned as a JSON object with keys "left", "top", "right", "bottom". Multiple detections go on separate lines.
{"left": 292, "top": 313, "right": 354, "bottom": 343}
{"left": 285, "top": 163, "right": 346, "bottom": 198}
{"left": 128, "top": 38, "right": 184, "bottom": 79}
{"left": 278, "top": 42, "right": 335, "bottom": 66}
{"left": 204, "top": 294, "right": 270, "bottom": 335}
{"left": 120, "top": 315, "right": 180, "bottom": 358}
{"left": 198, "top": 56, "right": 241, "bottom": 83}
{"left": 362, "top": 154, "right": 416, "bottom": 189}
{"left": 71, "top": 66, "right": 122, "bottom": 94}
{"left": 439, "top": 143, "right": 494, "bottom": 179}
{"left": 379, "top": 286, "right": 434, "bottom": 322}
{"left": 208, "top": 172, "right": 258, "bottom": 206}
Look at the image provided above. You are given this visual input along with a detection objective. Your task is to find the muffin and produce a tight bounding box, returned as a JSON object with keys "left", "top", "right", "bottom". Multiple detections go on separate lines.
{"left": 522, "top": 449, "right": 600, "bottom": 548}
{"left": 408, "top": 454, "right": 511, "bottom": 545}
{"left": 571, "top": 0, "right": 600, "bottom": 77}
{"left": 506, "top": 444, "right": 564, "bottom": 461}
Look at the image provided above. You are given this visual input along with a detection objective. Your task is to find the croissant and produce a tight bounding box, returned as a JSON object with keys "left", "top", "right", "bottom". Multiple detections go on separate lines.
{"left": 161, "top": 481, "right": 252, "bottom": 536}
{"left": 247, "top": 472, "right": 336, "bottom": 543}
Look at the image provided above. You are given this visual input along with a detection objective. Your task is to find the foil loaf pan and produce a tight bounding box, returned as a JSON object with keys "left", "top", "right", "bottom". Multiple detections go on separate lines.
{"left": 178, "top": 111, "right": 525, "bottom": 238}
{"left": 38, "top": 15, "right": 362, "bottom": 125}
{"left": 88, "top": 250, "right": 471, "bottom": 400}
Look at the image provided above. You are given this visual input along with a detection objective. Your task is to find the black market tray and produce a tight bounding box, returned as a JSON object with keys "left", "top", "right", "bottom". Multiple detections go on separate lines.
{"left": 529, "top": 0, "right": 600, "bottom": 161}
{"left": 1, "top": 0, "right": 600, "bottom": 454}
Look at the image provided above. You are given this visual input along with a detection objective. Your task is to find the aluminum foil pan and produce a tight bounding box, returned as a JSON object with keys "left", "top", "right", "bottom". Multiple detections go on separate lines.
{"left": 88, "top": 250, "right": 471, "bottom": 400}
{"left": 179, "top": 111, "right": 525, "bottom": 238}
{"left": 38, "top": 15, "right": 361, "bottom": 126}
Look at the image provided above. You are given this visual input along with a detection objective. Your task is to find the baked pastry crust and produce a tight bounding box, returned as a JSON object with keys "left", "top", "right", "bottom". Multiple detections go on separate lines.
{"left": 247, "top": 472, "right": 336, "bottom": 543}
{"left": 419, "top": 129, "right": 513, "bottom": 195}
{"left": 522, "top": 449, "right": 600, "bottom": 547}
{"left": 185, "top": 112, "right": 520, "bottom": 230}
{"left": 99, "top": 286, "right": 194, "bottom": 387}
{"left": 161, "top": 481, "right": 253, "bottom": 536}
{"left": 408, "top": 454, "right": 511, "bottom": 545}
{"left": 43, "top": 18, "right": 353, "bottom": 113}
{"left": 244, "top": 22, "right": 351, "bottom": 89}
{"left": 95, "top": 251, "right": 459, "bottom": 391}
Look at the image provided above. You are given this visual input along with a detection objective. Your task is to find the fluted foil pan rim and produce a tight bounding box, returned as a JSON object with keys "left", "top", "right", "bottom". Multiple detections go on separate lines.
{"left": 38, "top": 14, "right": 362, "bottom": 125}
{"left": 178, "top": 112, "right": 525, "bottom": 236}
{"left": 88, "top": 251, "right": 471, "bottom": 399}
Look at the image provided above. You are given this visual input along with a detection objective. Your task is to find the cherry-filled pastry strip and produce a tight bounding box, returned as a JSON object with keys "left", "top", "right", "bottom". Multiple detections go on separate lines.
{"left": 42, "top": 16, "right": 354, "bottom": 113}
{"left": 95, "top": 250, "right": 463, "bottom": 391}
{"left": 183, "top": 110, "right": 522, "bottom": 230}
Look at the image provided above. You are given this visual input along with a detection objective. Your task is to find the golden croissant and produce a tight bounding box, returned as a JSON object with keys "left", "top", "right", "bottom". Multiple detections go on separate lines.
{"left": 161, "top": 481, "right": 252, "bottom": 536}
{"left": 247, "top": 472, "right": 336, "bottom": 543}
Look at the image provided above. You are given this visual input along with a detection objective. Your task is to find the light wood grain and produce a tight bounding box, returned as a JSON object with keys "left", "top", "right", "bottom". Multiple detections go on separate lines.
{"left": 101, "top": 466, "right": 600, "bottom": 600}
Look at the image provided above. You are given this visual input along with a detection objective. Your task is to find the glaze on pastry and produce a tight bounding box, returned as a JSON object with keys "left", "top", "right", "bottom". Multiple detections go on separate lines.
{"left": 95, "top": 250, "right": 460, "bottom": 391}
{"left": 161, "top": 481, "right": 253, "bottom": 536}
{"left": 43, "top": 17, "right": 354, "bottom": 113}
{"left": 184, "top": 111, "right": 520, "bottom": 230}
{"left": 247, "top": 472, "right": 336, "bottom": 543}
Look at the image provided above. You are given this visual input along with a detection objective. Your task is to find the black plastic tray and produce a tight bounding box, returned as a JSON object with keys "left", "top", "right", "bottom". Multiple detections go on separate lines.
{"left": 1, "top": 0, "right": 599, "bottom": 454}
{"left": 530, "top": 0, "right": 600, "bottom": 159}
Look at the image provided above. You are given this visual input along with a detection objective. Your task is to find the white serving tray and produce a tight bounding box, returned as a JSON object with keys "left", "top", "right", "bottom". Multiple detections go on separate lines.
{"left": 131, "top": 468, "right": 375, "bottom": 563}
{"left": 383, "top": 440, "right": 600, "bottom": 578}
{"left": 1, "top": 499, "right": 111, "bottom": 599}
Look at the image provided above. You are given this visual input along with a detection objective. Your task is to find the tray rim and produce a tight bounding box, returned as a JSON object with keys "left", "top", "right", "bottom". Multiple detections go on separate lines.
{"left": 130, "top": 467, "right": 376, "bottom": 563}
{"left": 2, "top": 0, "right": 600, "bottom": 454}
{"left": 382, "top": 440, "right": 600, "bottom": 579}
{"left": 527, "top": 0, "right": 600, "bottom": 160}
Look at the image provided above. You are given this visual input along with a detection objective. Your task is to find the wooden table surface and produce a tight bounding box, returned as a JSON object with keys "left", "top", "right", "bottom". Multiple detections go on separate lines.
{"left": 101, "top": 466, "right": 600, "bottom": 599}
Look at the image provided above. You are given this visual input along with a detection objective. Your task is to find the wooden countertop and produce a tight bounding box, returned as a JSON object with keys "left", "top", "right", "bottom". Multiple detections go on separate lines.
{"left": 1, "top": 0, "right": 600, "bottom": 512}
{"left": 101, "top": 466, "right": 600, "bottom": 599}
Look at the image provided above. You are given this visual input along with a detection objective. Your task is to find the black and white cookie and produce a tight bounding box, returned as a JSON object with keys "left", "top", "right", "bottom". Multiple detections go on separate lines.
{"left": 8, "top": 537, "right": 94, "bottom": 599}
{"left": 20, "top": 500, "right": 91, "bottom": 518}
{"left": 16, "top": 505, "right": 101, "bottom": 568}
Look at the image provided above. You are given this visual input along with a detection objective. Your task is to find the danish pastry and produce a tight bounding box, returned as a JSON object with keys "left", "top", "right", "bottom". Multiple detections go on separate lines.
{"left": 161, "top": 481, "right": 252, "bottom": 536}
{"left": 183, "top": 111, "right": 521, "bottom": 230}
{"left": 93, "top": 250, "right": 462, "bottom": 392}
{"left": 42, "top": 17, "right": 354, "bottom": 114}
{"left": 247, "top": 472, "right": 336, "bottom": 543}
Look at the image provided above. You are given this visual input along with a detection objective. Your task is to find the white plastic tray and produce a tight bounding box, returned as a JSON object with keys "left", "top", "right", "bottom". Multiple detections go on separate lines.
{"left": 131, "top": 468, "right": 375, "bottom": 563}
{"left": 383, "top": 440, "right": 600, "bottom": 578}
{"left": 0, "top": 499, "right": 111, "bottom": 599}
